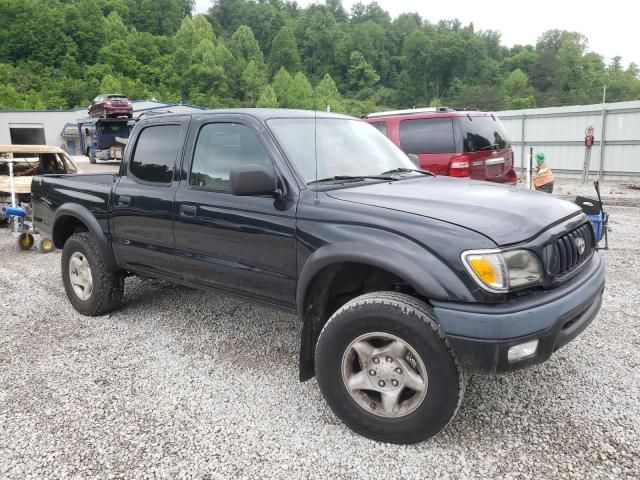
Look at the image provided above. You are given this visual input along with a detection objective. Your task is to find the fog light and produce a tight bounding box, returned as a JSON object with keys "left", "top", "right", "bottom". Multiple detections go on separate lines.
{"left": 508, "top": 339, "right": 539, "bottom": 362}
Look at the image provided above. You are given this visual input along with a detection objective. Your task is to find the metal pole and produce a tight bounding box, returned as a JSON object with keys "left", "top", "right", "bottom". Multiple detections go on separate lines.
{"left": 520, "top": 113, "right": 526, "bottom": 180}
{"left": 527, "top": 147, "right": 534, "bottom": 190}
{"left": 8, "top": 159, "right": 17, "bottom": 233}
{"left": 8, "top": 160, "right": 16, "bottom": 208}
{"left": 598, "top": 85, "right": 607, "bottom": 180}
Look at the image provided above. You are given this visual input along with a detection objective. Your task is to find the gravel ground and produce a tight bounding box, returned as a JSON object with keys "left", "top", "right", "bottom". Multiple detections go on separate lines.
{"left": 1, "top": 204, "right": 639, "bottom": 479}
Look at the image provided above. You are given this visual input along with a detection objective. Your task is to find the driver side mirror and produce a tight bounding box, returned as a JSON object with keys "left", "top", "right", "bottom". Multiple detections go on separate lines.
{"left": 407, "top": 154, "right": 419, "bottom": 168}
{"left": 230, "top": 164, "right": 280, "bottom": 197}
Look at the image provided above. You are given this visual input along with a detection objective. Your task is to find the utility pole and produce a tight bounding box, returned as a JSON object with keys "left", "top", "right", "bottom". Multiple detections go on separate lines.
{"left": 597, "top": 84, "right": 607, "bottom": 180}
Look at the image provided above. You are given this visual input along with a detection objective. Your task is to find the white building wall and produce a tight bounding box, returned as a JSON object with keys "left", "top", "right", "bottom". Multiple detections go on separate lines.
{"left": 497, "top": 100, "right": 640, "bottom": 178}
{"left": 0, "top": 110, "right": 87, "bottom": 148}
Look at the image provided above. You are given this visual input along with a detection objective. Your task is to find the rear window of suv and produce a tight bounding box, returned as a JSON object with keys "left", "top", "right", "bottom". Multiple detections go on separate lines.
{"left": 399, "top": 118, "right": 455, "bottom": 154}
{"left": 461, "top": 115, "right": 510, "bottom": 152}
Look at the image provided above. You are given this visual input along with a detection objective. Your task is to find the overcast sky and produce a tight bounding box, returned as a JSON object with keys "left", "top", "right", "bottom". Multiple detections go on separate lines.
{"left": 194, "top": 0, "right": 637, "bottom": 67}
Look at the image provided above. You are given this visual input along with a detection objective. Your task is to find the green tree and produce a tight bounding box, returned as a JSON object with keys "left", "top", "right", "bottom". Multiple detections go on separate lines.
{"left": 271, "top": 67, "right": 295, "bottom": 107}
{"left": 2, "top": 0, "right": 640, "bottom": 112}
{"left": 242, "top": 60, "right": 266, "bottom": 103}
{"left": 229, "top": 25, "right": 264, "bottom": 67}
{"left": 103, "top": 11, "right": 129, "bottom": 43}
{"left": 256, "top": 85, "right": 279, "bottom": 107}
{"left": 347, "top": 51, "right": 379, "bottom": 93}
{"left": 299, "top": 7, "right": 339, "bottom": 76}
{"left": 397, "top": 29, "right": 433, "bottom": 105}
{"left": 269, "top": 27, "right": 301, "bottom": 77}
{"left": 290, "top": 71, "right": 314, "bottom": 109}
{"left": 130, "top": 0, "right": 194, "bottom": 36}
{"left": 175, "top": 15, "right": 215, "bottom": 51}
{"left": 316, "top": 73, "right": 345, "bottom": 112}
{"left": 0, "top": 84, "right": 24, "bottom": 109}
{"left": 502, "top": 69, "right": 536, "bottom": 108}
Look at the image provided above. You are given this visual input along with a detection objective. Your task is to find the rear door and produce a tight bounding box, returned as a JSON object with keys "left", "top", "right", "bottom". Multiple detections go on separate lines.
{"left": 398, "top": 117, "right": 457, "bottom": 175}
{"left": 110, "top": 117, "right": 189, "bottom": 276}
{"left": 458, "top": 115, "right": 513, "bottom": 182}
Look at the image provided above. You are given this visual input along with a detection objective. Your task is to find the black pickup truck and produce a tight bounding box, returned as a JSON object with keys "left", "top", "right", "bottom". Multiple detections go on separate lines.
{"left": 32, "top": 109, "right": 604, "bottom": 444}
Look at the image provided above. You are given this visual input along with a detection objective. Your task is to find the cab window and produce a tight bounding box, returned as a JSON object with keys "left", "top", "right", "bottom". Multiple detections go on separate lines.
{"left": 190, "top": 123, "right": 274, "bottom": 192}
{"left": 129, "top": 125, "right": 181, "bottom": 184}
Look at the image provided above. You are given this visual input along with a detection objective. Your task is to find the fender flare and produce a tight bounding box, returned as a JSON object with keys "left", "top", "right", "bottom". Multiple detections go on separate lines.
{"left": 52, "top": 203, "right": 118, "bottom": 271}
{"left": 296, "top": 241, "right": 450, "bottom": 320}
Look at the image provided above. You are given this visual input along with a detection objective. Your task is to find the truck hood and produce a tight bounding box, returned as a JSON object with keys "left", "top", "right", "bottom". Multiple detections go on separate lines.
{"left": 326, "top": 176, "right": 582, "bottom": 245}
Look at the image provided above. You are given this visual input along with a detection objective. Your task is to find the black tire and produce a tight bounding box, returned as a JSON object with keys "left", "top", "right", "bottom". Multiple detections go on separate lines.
{"left": 315, "top": 292, "right": 464, "bottom": 444}
{"left": 61, "top": 232, "right": 124, "bottom": 316}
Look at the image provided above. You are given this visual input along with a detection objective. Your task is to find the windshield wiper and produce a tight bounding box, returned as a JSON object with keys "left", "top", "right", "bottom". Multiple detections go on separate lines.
{"left": 478, "top": 144, "right": 501, "bottom": 151}
{"left": 379, "top": 168, "right": 435, "bottom": 177}
{"left": 307, "top": 175, "right": 397, "bottom": 185}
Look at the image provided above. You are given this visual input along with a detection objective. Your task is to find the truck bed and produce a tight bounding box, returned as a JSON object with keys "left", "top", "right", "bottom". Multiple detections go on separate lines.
{"left": 31, "top": 173, "right": 116, "bottom": 238}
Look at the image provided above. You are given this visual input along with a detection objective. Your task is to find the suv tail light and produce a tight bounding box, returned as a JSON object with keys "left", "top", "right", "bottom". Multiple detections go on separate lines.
{"left": 449, "top": 156, "right": 470, "bottom": 177}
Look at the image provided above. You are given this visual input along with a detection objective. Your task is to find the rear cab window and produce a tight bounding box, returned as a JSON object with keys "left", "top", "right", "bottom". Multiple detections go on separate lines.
{"left": 460, "top": 115, "right": 510, "bottom": 152}
{"left": 399, "top": 118, "right": 455, "bottom": 154}
{"left": 129, "top": 125, "right": 181, "bottom": 184}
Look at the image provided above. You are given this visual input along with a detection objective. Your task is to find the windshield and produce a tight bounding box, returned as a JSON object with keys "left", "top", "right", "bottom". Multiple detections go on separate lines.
{"left": 461, "top": 115, "right": 511, "bottom": 152}
{"left": 268, "top": 118, "right": 416, "bottom": 183}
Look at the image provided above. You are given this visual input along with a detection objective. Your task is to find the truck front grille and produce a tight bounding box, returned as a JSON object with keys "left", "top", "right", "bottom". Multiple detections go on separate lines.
{"left": 553, "top": 223, "right": 595, "bottom": 275}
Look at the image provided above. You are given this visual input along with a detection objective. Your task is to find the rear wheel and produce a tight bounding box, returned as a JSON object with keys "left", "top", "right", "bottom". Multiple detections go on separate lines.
{"left": 61, "top": 232, "right": 123, "bottom": 316}
{"left": 315, "top": 292, "right": 464, "bottom": 444}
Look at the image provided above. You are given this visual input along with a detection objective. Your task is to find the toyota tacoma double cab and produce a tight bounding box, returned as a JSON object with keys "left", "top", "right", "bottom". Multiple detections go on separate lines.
{"left": 31, "top": 109, "right": 604, "bottom": 444}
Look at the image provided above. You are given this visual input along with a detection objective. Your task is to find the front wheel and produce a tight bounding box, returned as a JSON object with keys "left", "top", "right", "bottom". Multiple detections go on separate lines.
{"left": 315, "top": 292, "right": 464, "bottom": 444}
{"left": 61, "top": 232, "right": 124, "bottom": 316}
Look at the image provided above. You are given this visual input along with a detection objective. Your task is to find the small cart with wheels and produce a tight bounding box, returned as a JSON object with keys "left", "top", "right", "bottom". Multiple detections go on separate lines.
{"left": 0, "top": 156, "right": 55, "bottom": 253}
{"left": 574, "top": 180, "right": 609, "bottom": 250}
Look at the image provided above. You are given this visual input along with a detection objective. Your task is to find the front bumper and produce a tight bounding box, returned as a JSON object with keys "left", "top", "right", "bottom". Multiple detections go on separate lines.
{"left": 432, "top": 253, "right": 604, "bottom": 373}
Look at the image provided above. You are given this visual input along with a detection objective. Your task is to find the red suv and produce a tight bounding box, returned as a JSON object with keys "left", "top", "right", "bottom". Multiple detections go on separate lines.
{"left": 364, "top": 107, "right": 517, "bottom": 184}
{"left": 89, "top": 94, "right": 133, "bottom": 119}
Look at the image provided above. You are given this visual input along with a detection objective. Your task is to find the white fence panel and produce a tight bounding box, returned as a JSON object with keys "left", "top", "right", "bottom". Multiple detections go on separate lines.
{"left": 496, "top": 101, "right": 640, "bottom": 179}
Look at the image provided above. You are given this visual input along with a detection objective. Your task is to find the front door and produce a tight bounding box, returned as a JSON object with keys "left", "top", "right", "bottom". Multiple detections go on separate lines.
{"left": 173, "top": 117, "right": 297, "bottom": 307}
{"left": 110, "top": 119, "right": 189, "bottom": 276}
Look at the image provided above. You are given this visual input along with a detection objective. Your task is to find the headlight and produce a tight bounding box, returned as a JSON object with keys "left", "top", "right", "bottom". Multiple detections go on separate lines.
{"left": 462, "top": 249, "right": 543, "bottom": 293}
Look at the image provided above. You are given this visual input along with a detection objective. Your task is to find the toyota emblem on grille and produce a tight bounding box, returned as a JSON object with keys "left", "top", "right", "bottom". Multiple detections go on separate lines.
{"left": 575, "top": 237, "right": 586, "bottom": 255}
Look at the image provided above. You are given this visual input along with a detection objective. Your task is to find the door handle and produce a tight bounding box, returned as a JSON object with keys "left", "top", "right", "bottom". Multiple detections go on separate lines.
{"left": 179, "top": 205, "right": 197, "bottom": 217}
{"left": 118, "top": 195, "right": 131, "bottom": 206}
